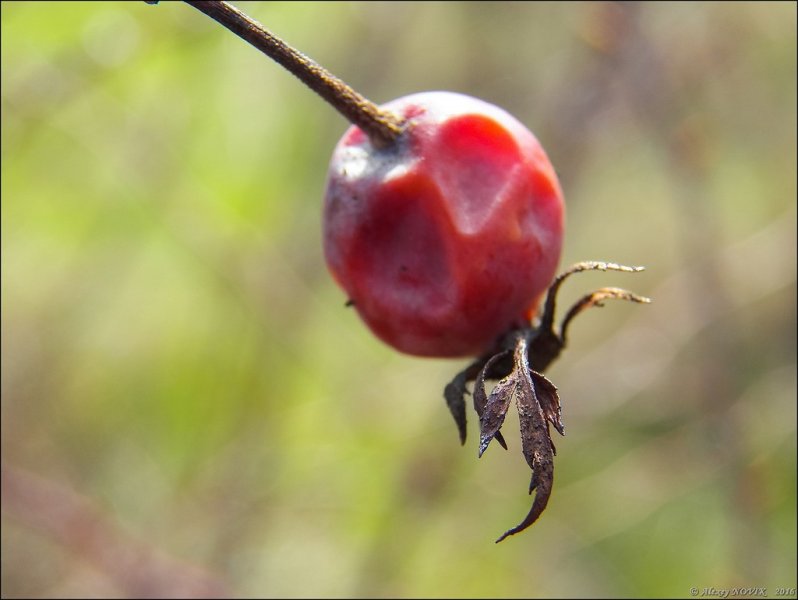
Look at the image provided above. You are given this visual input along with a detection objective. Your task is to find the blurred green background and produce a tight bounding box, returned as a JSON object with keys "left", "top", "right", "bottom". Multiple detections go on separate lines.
{"left": 2, "top": 2, "right": 796, "bottom": 598}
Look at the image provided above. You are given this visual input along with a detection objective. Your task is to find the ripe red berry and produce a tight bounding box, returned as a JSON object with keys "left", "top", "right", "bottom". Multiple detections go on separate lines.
{"left": 323, "top": 92, "right": 565, "bottom": 357}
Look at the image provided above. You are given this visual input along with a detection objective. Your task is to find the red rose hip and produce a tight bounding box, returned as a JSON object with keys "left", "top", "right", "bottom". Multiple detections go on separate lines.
{"left": 168, "top": 3, "right": 652, "bottom": 543}
{"left": 323, "top": 91, "right": 565, "bottom": 357}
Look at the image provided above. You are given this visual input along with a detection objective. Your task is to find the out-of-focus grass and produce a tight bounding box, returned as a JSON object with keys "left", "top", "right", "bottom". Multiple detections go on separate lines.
{"left": 2, "top": 2, "right": 795, "bottom": 598}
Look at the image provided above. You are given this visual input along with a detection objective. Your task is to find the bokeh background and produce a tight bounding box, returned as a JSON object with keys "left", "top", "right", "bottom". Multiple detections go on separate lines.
{"left": 2, "top": 2, "right": 796, "bottom": 598}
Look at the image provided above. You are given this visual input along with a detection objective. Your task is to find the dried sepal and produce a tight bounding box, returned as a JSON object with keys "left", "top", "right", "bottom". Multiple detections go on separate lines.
{"left": 445, "top": 357, "right": 502, "bottom": 445}
{"left": 530, "top": 371, "right": 564, "bottom": 436}
{"left": 444, "top": 371, "right": 469, "bottom": 445}
{"left": 539, "top": 261, "right": 646, "bottom": 332}
{"left": 474, "top": 351, "right": 511, "bottom": 453}
{"left": 495, "top": 336, "right": 558, "bottom": 543}
{"left": 441, "top": 260, "right": 649, "bottom": 543}
{"left": 559, "top": 286, "right": 651, "bottom": 345}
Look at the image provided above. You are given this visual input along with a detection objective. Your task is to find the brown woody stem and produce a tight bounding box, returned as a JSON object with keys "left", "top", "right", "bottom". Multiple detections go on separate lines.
{"left": 180, "top": 1, "right": 404, "bottom": 148}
